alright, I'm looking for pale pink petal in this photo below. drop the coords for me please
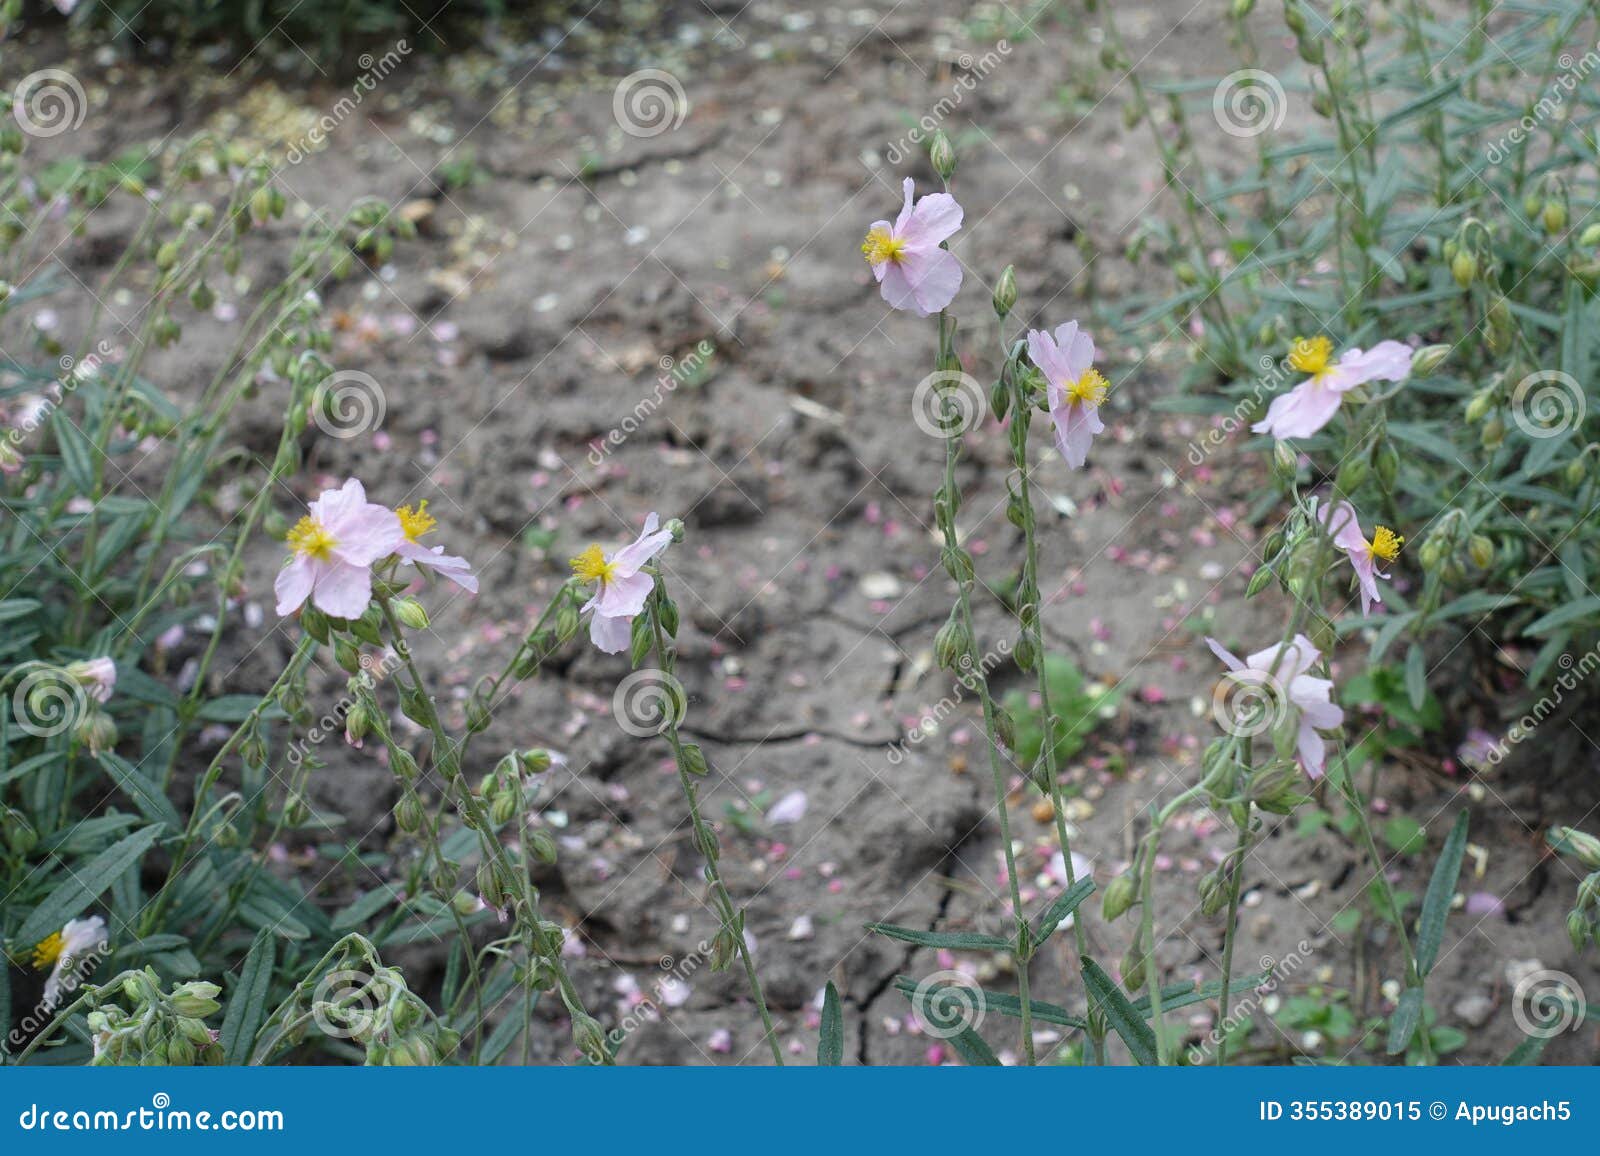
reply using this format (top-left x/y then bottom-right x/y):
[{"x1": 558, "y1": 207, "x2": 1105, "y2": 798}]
[
  {"x1": 399, "y1": 543, "x2": 479, "y2": 593},
  {"x1": 310, "y1": 561, "x2": 375, "y2": 620},
  {"x1": 1205, "y1": 637, "x2": 1246, "y2": 672},
  {"x1": 901, "y1": 190, "x2": 963, "y2": 247},
  {"x1": 1350, "y1": 553, "x2": 1382, "y2": 615},
  {"x1": 589, "y1": 611, "x2": 633, "y2": 654},
  {"x1": 1027, "y1": 328, "x2": 1074, "y2": 399},
  {"x1": 1053, "y1": 321, "x2": 1095, "y2": 379},
  {"x1": 878, "y1": 262, "x2": 921, "y2": 313},
  {"x1": 1296, "y1": 721, "x2": 1327, "y2": 778},
  {"x1": 1051, "y1": 400, "x2": 1103, "y2": 470},
  {"x1": 1252, "y1": 380, "x2": 1344, "y2": 439},
  {"x1": 330, "y1": 505, "x2": 405, "y2": 567},
  {"x1": 274, "y1": 556, "x2": 316, "y2": 616},
  {"x1": 595, "y1": 570, "x2": 654, "y2": 619},
  {"x1": 309, "y1": 478, "x2": 368, "y2": 524},
  {"x1": 611, "y1": 513, "x2": 672, "y2": 576},
  {"x1": 1312, "y1": 497, "x2": 1367, "y2": 555},
  {"x1": 1330, "y1": 340, "x2": 1411, "y2": 389},
  {"x1": 892, "y1": 177, "x2": 917, "y2": 233},
  {"x1": 1291, "y1": 675, "x2": 1343, "y2": 730},
  {"x1": 903, "y1": 248, "x2": 962, "y2": 315},
  {"x1": 766, "y1": 790, "x2": 808, "y2": 825}
]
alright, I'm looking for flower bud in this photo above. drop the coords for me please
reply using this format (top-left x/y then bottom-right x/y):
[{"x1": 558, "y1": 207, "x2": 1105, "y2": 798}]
[
  {"x1": 1334, "y1": 456, "x2": 1368, "y2": 493},
  {"x1": 393, "y1": 596, "x2": 430, "y2": 630},
  {"x1": 528, "y1": 828, "x2": 559, "y2": 866},
  {"x1": 1552, "y1": 826, "x2": 1600, "y2": 869},
  {"x1": 679, "y1": 743, "x2": 709, "y2": 777},
  {"x1": 395, "y1": 793, "x2": 425, "y2": 834},
  {"x1": 993, "y1": 264, "x2": 1018, "y2": 318},
  {"x1": 1198, "y1": 870, "x2": 1227, "y2": 917},
  {"x1": 1101, "y1": 872, "x2": 1137, "y2": 921},
  {"x1": 1568, "y1": 910, "x2": 1590, "y2": 951},
  {"x1": 518, "y1": 748, "x2": 553, "y2": 774},
  {"x1": 572, "y1": 1014, "x2": 609, "y2": 1064},
  {"x1": 77, "y1": 709, "x2": 118, "y2": 755},
  {"x1": 1450, "y1": 250, "x2": 1476, "y2": 288},
  {"x1": 490, "y1": 789, "x2": 520, "y2": 826},
  {"x1": 1410, "y1": 344, "x2": 1450, "y2": 378},
  {"x1": 333, "y1": 637, "x2": 362, "y2": 674},
  {"x1": 1120, "y1": 943, "x2": 1147, "y2": 992},
  {"x1": 1481, "y1": 414, "x2": 1506, "y2": 449},
  {"x1": 1374, "y1": 442, "x2": 1400, "y2": 489},
  {"x1": 933, "y1": 609, "x2": 970, "y2": 671},
  {"x1": 1468, "y1": 535, "x2": 1495, "y2": 569},
  {"x1": 1543, "y1": 200, "x2": 1568, "y2": 234},
  {"x1": 1245, "y1": 566, "x2": 1275, "y2": 598},
  {"x1": 1271, "y1": 440, "x2": 1299, "y2": 484},
  {"x1": 170, "y1": 981, "x2": 222, "y2": 1018}
]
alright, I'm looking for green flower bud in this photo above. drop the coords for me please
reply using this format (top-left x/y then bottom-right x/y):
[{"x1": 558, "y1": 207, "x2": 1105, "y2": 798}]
[
  {"x1": 1552, "y1": 826, "x2": 1600, "y2": 869},
  {"x1": 1334, "y1": 456, "x2": 1368, "y2": 493},
  {"x1": 1374, "y1": 442, "x2": 1400, "y2": 489},
  {"x1": 1120, "y1": 943, "x2": 1148, "y2": 992},
  {"x1": 395, "y1": 792, "x2": 425, "y2": 834},
  {"x1": 519, "y1": 748, "x2": 553, "y2": 774},
  {"x1": 1101, "y1": 872, "x2": 1138, "y2": 921},
  {"x1": 993, "y1": 264, "x2": 1018, "y2": 318},
  {"x1": 1568, "y1": 910, "x2": 1590, "y2": 952},
  {"x1": 334, "y1": 637, "x2": 362, "y2": 675},
  {"x1": 392, "y1": 596, "x2": 430, "y2": 630},
  {"x1": 490, "y1": 789, "x2": 520, "y2": 827},
  {"x1": 929, "y1": 130, "x2": 956, "y2": 181},
  {"x1": 1410, "y1": 344, "x2": 1450, "y2": 378},
  {"x1": 1464, "y1": 390, "x2": 1493, "y2": 423},
  {"x1": 1544, "y1": 200, "x2": 1568, "y2": 234},
  {"x1": 679, "y1": 742, "x2": 709, "y2": 777},
  {"x1": 1468, "y1": 535, "x2": 1495, "y2": 569},
  {"x1": 170, "y1": 981, "x2": 223, "y2": 1018},
  {"x1": 528, "y1": 828, "x2": 559, "y2": 865},
  {"x1": 1245, "y1": 566, "x2": 1275, "y2": 598},
  {"x1": 1450, "y1": 250, "x2": 1477, "y2": 288}
]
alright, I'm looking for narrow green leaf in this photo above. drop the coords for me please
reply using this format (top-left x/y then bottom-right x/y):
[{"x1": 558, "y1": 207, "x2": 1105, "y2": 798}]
[
  {"x1": 818, "y1": 980, "x2": 844, "y2": 1066},
  {"x1": 865, "y1": 923, "x2": 1011, "y2": 953},
  {"x1": 479, "y1": 988, "x2": 537, "y2": 1065},
  {"x1": 945, "y1": 1022, "x2": 1001, "y2": 1066},
  {"x1": 96, "y1": 752, "x2": 180, "y2": 830},
  {"x1": 17, "y1": 825, "x2": 162, "y2": 945},
  {"x1": 51, "y1": 410, "x2": 97, "y2": 492},
  {"x1": 1416, "y1": 812, "x2": 1469, "y2": 976},
  {"x1": 894, "y1": 977, "x2": 1088, "y2": 1031},
  {"x1": 1034, "y1": 877, "x2": 1096, "y2": 943},
  {"x1": 220, "y1": 930, "x2": 275, "y2": 1066},
  {"x1": 1130, "y1": 972, "x2": 1270, "y2": 1017},
  {"x1": 1082, "y1": 957, "x2": 1158, "y2": 1065},
  {"x1": 1386, "y1": 985, "x2": 1425, "y2": 1055},
  {"x1": 1404, "y1": 646, "x2": 1428, "y2": 714},
  {"x1": 1502, "y1": 1034, "x2": 1549, "y2": 1066}
]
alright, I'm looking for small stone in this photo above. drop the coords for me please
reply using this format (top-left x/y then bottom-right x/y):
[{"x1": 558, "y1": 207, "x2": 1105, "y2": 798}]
[{"x1": 1453, "y1": 993, "x2": 1494, "y2": 1027}]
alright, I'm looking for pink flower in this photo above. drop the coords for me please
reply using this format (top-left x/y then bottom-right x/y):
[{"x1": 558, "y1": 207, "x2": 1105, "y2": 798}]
[
  {"x1": 1027, "y1": 320, "x2": 1108, "y2": 469},
  {"x1": 393, "y1": 501, "x2": 478, "y2": 594},
  {"x1": 1253, "y1": 336, "x2": 1412, "y2": 440},
  {"x1": 274, "y1": 479, "x2": 404, "y2": 619},
  {"x1": 860, "y1": 178, "x2": 963, "y2": 316},
  {"x1": 1206, "y1": 634, "x2": 1343, "y2": 777},
  {"x1": 570, "y1": 513, "x2": 674, "y2": 654},
  {"x1": 66, "y1": 656, "x2": 116, "y2": 703},
  {"x1": 1311, "y1": 497, "x2": 1403, "y2": 616}
]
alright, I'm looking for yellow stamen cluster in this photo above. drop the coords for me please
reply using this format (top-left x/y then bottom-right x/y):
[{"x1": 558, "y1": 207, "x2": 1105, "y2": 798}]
[
  {"x1": 569, "y1": 544, "x2": 616, "y2": 585},
  {"x1": 286, "y1": 516, "x2": 337, "y2": 562},
  {"x1": 860, "y1": 226, "x2": 907, "y2": 266},
  {"x1": 31, "y1": 931, "x2": 63, "y2": 970},
  {"x1": 1288, "y1": 335, "x2": 1334, "y2": 377},
  {"x1": 1064, "y1": 368, "x2": 1109, "y2": 408},
  {"x1": 1370, "y1": 525, "x2": 1404, "y2": 562},
  {"x1": 397, "y1": 501, "x2": 436, "y2": 544}
]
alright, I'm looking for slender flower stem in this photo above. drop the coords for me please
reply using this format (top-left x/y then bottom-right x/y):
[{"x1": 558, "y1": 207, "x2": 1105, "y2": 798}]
[
  {"x1": 933, "y1": 308, "x2": 1035, "y2": 1065},
  {"x1": 1000, "y1": 332, "x2": 1097, "y2": 1062},
  {"x1": 645, "y1": 591, "x2": 784, "y2": 1065},
  {"x1": 1214, "y1": 795, "x2": 1253, "y2": 1066}
]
